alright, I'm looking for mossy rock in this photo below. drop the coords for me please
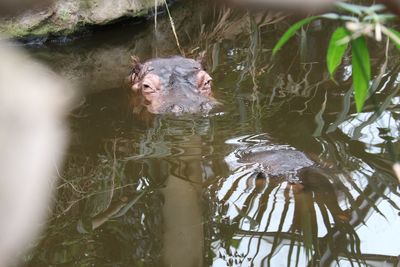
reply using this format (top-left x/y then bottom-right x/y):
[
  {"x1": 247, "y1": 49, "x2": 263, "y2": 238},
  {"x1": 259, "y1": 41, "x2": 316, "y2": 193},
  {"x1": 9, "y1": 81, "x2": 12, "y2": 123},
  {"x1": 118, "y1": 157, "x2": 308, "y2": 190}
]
[{"x1": 0, "y1": 0, "x2": 158, "y2": 38}]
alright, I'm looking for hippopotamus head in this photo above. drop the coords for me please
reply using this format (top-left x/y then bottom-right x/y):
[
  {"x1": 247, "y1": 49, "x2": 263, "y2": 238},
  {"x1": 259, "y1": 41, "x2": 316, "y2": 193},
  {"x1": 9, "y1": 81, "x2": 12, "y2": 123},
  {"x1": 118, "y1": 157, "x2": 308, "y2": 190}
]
[{"x1": 129, "y1": 56, "x2": 220, "y2": 115}]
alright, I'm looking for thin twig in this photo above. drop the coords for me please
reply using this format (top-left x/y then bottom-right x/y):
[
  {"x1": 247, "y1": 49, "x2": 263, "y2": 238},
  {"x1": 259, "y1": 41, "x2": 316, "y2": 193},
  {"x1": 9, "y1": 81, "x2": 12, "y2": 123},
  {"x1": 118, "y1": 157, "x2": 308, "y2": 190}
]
[
  {"x1": 52, "y1": 183, "x2": 137, "y2": 220},
  {"x1": 154, "y1": 0, "x2": 158, "y2": 30},
  {"x1": 162, "y1": 0, "x2": 185, "y2": 56},
  {"x1": 55, "y1": 163, "x2": 86, "y2": 194}
]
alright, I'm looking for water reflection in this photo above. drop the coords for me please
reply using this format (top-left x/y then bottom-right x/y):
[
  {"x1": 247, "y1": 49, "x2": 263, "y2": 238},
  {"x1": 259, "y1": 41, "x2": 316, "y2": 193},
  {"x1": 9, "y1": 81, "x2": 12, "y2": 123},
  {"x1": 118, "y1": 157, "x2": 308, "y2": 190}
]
[
  {"x1": 207, "y1": 134, "x2": 400, "y2": 266},
  {"x1": 21, "y1": 0, "x2": 400, "y2": 266}
]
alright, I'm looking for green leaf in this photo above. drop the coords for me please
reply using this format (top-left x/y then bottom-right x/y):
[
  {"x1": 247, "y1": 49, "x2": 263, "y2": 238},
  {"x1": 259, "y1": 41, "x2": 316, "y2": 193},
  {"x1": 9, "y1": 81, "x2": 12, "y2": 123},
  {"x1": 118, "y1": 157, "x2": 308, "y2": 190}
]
[
  {"x1": 364, "y1": 14, "x2": 396, "y2": 22},
  {"x1": 322, "y1": 12, "x2": 358, "y2": 22},
  {"x1": 77, "y1": 217, "x2": 93, "y2": 234},
  {"x1": 321, "y1": 13, "x2": 340, "y2": 20},
  {"x1": 335, "y1": 15, "x2": 359, "y2": 22},
  {"x1": 335, "y1": 2, "x2": 363, "y2": 15},
  {"x1": 366, "y1": 4, "x2": 386, "y2": 13},
  {"x1": 327, "y1": 27, "x2": 350, "y2": 77},
  {"x1": 351, "y1": 37, "x2": 371, "y2": 112},
  {"x1": 386, "y1": 28, "x2": 400, "y2": 51},
  {"x1": 335, "y1": 3, "x2": 385, "y2": 16},
  {"x1": 272, "y1": 16, "x2": 318, "y2": 56},
  {"x1": 111, "y1": 190, "x2": 147, "y2": 218}
]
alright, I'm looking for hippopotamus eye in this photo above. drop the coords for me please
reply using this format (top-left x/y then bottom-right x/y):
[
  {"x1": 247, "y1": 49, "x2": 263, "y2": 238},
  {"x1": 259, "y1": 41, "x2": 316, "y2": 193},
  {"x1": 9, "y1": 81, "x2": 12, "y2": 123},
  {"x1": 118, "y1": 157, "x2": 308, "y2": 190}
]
[
  {"x1": 142, "y1": 83, "x2": 157, "y2": 94},
  {"x1": 142, "y1": 74, "x2": 160, "y2": 93}
]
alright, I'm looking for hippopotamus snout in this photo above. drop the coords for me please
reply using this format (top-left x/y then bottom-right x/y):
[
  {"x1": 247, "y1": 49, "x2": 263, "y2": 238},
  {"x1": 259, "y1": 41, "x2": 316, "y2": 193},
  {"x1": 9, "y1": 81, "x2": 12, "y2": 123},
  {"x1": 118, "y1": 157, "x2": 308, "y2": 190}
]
[
  {"x1": 129, "y1": 56, "x2": 219, "y2": 115},
  {"x1": 165, "y1": 100, "x2": 217, "y2": 115}
]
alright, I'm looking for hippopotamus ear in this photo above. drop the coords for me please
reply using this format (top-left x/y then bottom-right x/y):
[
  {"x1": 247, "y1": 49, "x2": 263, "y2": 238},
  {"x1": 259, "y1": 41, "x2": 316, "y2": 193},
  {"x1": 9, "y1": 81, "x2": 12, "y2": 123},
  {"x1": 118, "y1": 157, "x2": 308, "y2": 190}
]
[
  {"x1": 130, "y1": 56, "x2": 143, "y2": 85},
  {"x1": 130, "y1": 56, "x2": 143, "y2": 91},
  {"x1": 130, "y1": 56, "x2": 143, "y2": 75},
  {"x1": 196, "y1": 51, "x2": 207, "y2": 69}
]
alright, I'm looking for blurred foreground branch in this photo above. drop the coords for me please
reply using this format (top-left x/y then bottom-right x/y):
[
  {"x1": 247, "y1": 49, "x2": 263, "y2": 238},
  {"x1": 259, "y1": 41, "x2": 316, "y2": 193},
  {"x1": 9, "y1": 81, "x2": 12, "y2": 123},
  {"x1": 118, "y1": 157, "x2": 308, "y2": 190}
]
[{"x1": 0, "y1": 39, "x2": 74, "y2": 266}]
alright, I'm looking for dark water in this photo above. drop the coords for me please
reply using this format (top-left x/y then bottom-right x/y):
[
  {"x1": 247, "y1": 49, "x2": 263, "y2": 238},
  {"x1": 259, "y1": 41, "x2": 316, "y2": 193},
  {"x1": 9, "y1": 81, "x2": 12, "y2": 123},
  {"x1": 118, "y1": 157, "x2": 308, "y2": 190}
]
[{"x1": 24, "y1": 1, "x2": 400, "y2": 266}]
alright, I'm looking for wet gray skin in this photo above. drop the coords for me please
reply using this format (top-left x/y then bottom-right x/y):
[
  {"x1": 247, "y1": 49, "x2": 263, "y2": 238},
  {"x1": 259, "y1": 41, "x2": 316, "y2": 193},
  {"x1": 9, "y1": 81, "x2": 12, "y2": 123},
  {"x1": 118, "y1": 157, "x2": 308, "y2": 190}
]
[
  {"x1": 158, "y1": 95, "x2": 216, "y2": 114},
  {"x1": 239, "y1": 149, "x2": 315, "y2": 181},
  {"x1": 130, "y1": 56, "x2": 220, "y2": 115}
]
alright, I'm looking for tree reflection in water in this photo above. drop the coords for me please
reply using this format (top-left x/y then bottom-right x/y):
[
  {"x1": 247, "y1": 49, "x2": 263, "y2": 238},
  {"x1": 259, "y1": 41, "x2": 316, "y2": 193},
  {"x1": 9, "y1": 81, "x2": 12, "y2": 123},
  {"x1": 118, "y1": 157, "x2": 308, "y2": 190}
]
[{"x1": 206, "y1": 135, "x2": 400, "y2": 267}]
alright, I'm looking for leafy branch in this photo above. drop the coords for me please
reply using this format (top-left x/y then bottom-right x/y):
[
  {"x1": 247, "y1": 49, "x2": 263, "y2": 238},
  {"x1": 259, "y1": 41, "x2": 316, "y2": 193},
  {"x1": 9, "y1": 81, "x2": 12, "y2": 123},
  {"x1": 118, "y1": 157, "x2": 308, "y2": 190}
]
[{"x1": 272, "y1": 2, "x2": 400, "y2": 112}]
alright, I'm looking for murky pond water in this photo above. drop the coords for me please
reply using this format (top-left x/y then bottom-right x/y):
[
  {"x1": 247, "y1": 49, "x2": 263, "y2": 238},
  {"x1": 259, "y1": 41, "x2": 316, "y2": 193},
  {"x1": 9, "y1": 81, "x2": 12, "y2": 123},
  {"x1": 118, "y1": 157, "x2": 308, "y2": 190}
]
[{"x1": 22, "y1": 1, "x2": 400, "y2": 266}]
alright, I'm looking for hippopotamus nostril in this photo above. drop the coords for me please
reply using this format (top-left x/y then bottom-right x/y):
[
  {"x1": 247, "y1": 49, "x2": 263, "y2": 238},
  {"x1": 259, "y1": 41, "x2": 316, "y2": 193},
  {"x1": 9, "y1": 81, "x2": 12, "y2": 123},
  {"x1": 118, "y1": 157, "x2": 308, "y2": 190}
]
[
  {"x1": 168, "y1": 104, "x2": 184, "y2": 114},
  {"x1": 200, "y1": 102, "x2": 213, "y2": 112}
]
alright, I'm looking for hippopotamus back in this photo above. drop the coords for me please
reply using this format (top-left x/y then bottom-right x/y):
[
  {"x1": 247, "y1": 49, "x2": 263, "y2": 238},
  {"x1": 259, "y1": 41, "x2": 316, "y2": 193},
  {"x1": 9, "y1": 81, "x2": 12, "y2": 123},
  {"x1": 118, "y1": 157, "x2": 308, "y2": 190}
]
[{"x1": 240, "y1": 149, "x2": 315, "y2": 177}]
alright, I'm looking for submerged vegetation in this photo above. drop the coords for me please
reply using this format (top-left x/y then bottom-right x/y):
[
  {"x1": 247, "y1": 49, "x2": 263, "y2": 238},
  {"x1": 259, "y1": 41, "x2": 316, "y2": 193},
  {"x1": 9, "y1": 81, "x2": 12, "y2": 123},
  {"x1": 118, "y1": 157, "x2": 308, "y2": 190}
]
[{"x1": 9, "y1": 0, "x2": 399, "y2": 266}]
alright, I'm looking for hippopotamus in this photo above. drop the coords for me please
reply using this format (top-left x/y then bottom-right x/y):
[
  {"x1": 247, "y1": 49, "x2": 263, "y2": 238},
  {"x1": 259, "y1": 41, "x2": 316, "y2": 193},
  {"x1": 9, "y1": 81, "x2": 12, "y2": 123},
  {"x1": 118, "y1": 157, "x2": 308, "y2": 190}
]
[
  {"x1": 227, "y1": 143, "x2": 343, "y2": 194},
  {"x1": 226, "y1": 144, "x2": 350, "y2": 221},
  {"x1": 239, "y1": 147, "x2": 315, "y2": 183},
  {"x1": 129, "y1": 56, "x2": 220, "y2": 115}
]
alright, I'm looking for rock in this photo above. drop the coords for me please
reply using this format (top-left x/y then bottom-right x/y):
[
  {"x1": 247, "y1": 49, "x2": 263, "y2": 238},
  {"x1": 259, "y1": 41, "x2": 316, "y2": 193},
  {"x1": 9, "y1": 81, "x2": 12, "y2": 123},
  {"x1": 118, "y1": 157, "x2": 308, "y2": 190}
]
[{"x1": 0, "y1": 0, "x2": 158, "y2": 38}]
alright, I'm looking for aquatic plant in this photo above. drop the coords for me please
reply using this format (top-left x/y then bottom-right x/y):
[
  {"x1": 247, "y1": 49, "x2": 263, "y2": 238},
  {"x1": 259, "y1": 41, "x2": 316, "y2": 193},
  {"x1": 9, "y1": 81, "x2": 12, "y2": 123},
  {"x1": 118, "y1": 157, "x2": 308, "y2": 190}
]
[{"x1": 273, "y1": 2, "x2": 400, "y2": 113}]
